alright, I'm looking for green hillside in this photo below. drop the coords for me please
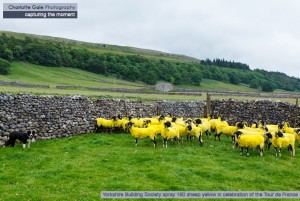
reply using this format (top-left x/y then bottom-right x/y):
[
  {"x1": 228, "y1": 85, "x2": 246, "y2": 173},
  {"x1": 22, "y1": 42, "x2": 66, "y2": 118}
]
[
  {"x1": 0, "y1": 62, "x2": 142, "y2": 89},
  {"x1": 0, "y1": 31, "x2": 299, "y2": 98},
  {"x1": 0, "y1": 31, "x2": 200, "y2": 63},
  {"x1": 0, "y1": 62, "x2": 298, "y2": 104}
]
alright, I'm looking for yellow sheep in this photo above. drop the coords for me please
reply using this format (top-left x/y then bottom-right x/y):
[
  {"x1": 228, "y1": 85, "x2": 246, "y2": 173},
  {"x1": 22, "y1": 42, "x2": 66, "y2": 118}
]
[
  {"x1": 127, "y1": 122, "x2": 157, "y2": 147},
  {"x1": 186, "y1": 124, "x2": 203, "y2": 146},
  {"x1": 96, "y1": 116, "x2": 117, "y2": 132},
  {"x1": 266, "y1": 131, "x2": 295, "y2": 157},
  {"x1": 161, "y1": 121, "x2": 180, "y2": 148},
  {"x1": 235, "y1": 131, "x2": 265, "y2": 156},
  {"x1": 194, "y1": 118, "x2": 211, "y2": 139}
]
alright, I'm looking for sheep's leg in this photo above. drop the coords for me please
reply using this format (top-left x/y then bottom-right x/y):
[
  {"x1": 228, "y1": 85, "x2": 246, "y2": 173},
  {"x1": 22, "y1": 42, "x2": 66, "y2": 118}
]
[
  {"x1": 279, "y1": 148, "x2": 281, "y2": 157},
  {"x1": 275, "y1": 147, "x2": 278, "y2": 157},
  {"x1": 135, "y1": 138, "x2": 138, "y2": 146},
  {"x1": 165, "y1": 139, "x2": 168, "y2": 148},
  {"x1": 153, "y1": 137, "x2": 157, "y2": 148},
  {"x1": 199, "y1": 135, "x2": 203, "y2": 146},
  {"x1": 259, "y1": 146, "x2": 263, "y2": 157},
  {"x1": 240, "y1": 147, "x2": 243, "y2": 156},
  {"x1": 289, "y1": 145, "x2": 295, "y2": 156},
  {"x1": 246, "y1": 148, "x2": 249, "y2": 156},
  {"x1": 293, "y1": 146, "x2": 295, "y2": 156},
  {"x1": 231, "y1": 136, "x2": 235, "y2": 145},
  {"x1": 163, "y1": 139, "x2": 166, "y2": 148},
  {"x1": 267, "y1": 142, "x2": 272, "y2": 150}
]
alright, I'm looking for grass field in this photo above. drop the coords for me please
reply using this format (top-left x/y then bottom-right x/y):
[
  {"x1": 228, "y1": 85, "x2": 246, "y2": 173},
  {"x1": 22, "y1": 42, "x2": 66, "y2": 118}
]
[
  {"x1": 0, "y1": 62, "x2": 142, "y2": 89},
  {"x1": 0, "y1": 62, "x2": 299, "y2": 103},
  {"x1": 1, "y1": 133, "x2": 299, "y2": 201},
  {"x1": 0, "y1": 31, "x2": 200, "y2": 63}
]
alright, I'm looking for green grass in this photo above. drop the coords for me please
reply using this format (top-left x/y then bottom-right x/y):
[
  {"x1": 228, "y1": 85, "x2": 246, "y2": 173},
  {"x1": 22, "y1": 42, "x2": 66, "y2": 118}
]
[
  {"x1": 0, "y1": 31, "x2": 199, "y2": 63},
  {"x1": 0, "y1": 62, "x2": 142, "y2": 89},
  {"x1": 1, "y1": 133, "x2": 300, "y2": 200},
  {"x1": 0, "y1": 62, "x2": 299, "y2": 103}
]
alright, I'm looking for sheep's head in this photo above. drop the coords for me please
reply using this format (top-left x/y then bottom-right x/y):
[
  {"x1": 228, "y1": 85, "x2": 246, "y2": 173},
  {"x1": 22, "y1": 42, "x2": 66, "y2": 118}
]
[
  {"x1": 275, "y1": 131, "x2": 284, "y2": 138},
  {"x1": 117, "y1": 114, "x2": 122, "y2": 119},
  {"x1": 127, "y1": 122, "x2": 134, "y2": 128},
  {"x1": 266, "y1": 132, "x2": 273, "y2": 139},
  {"x1": 112, "y1": 116, "x2": 117, "y2": 121},
  {"x1": 185, "y1": 119, "x2": 192, "y2": 124},
  {"x1": 236, "y1": 122, "x2": 244, "y2": 129},
  {"x1": 164, "y1": 121, "x2": 172, "y2": 128},
  {"x1": 187, "y1": 125, "x2": 192, "y2": 131},
  {"x1": 278, "y1": 122, "x2": 284, "y2": 129},
  {"x1": 171, "y1": 117, "x2": 177, "y2": 122},
  {"x1": 159, "y1": 116, "x2": 165, "y2": 121},
  {"x1": 295, "y1": 129, "x2": 300, "y2": 135},
  {"x1": 194, "y1": 118, "x2": 202, "y2": 125},
  {"x1": 235, "y1": 131, "x2": 243, "y2": 139}
]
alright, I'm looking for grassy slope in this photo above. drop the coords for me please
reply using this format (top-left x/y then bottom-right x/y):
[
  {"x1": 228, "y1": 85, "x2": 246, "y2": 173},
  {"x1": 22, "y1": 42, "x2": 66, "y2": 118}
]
[
  {"x1": 0, "y1": 62, "x2": 142, "y2": 89},
  {"x1": 0, "y1": 31, "x2": 200, "y2": 63},
  {"x1": 177, "y1": 79, "x2": 262, "y2": 92},
  {"x1": 1, "y1": 133, "x2": 299, "y2": 201},
  {"x1": 0, "y1": 62, "x2": 298, "y2": 103}
]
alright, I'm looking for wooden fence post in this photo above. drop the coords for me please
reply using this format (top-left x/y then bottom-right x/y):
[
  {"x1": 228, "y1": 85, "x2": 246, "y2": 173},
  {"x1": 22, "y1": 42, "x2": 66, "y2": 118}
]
[
  {"x1": 206, "y1": 93, "x2": 211, "y2": 117},
  {"x1": 124, "y1": 100, "x2": 128, "y2": 116}
]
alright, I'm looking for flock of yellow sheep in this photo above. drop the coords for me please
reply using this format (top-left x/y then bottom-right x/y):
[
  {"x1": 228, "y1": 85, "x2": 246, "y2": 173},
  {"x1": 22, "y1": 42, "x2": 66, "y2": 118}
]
[{"x1": 96, "y1": 114, "x2": 300, "y2": 157}]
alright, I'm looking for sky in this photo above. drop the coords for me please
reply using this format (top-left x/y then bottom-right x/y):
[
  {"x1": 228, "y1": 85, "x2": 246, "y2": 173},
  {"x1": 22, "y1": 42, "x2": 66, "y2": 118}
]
[{"x1": 1, "y1": 0, "x2": 300, "y2": 78}]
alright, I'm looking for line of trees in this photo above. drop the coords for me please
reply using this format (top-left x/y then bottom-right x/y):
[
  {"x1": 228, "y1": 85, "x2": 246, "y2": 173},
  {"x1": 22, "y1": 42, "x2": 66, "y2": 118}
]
[
  {"x1": 200, "y1": 58, "x2": 250, "y2": 70},
  {"x1": 0, "y1": 33, "x2": 299, "y2": 92}
]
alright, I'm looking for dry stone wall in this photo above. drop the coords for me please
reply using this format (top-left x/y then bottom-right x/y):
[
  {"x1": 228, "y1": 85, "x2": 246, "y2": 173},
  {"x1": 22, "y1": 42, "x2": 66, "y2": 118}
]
[
  {"x1": 0, "y1": 94, "x2": 299, "y2": 142},
  {"x1": 211, "y1": 99, "x2": 300, "y2": 126}
]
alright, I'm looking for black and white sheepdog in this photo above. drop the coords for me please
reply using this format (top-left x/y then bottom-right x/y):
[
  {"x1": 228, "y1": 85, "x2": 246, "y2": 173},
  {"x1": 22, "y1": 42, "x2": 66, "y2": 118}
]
[{"x1": 4, "y1": 131, "x2": 36, "y2": 148}]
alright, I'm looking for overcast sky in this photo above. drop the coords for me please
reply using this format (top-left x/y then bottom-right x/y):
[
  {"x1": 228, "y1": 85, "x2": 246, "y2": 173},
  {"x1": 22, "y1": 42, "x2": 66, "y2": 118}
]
[{"x1": 1, "y1": 0, "x2": 300, "y2": 78}]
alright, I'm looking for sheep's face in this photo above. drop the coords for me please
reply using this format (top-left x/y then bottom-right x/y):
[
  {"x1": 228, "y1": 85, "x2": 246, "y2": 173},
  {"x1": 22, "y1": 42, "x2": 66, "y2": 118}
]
[
  {"x1": 266, "y1": 132, "x2": 272, "y2": 139},
  {"x1": 187, "y1": 125, "x2": 192, "y2": 131},
  {"x1": 235, "y1": 131, "x2": 243, "y2": 139},
  {"x1": 275, "y1": 131, "x2": 284, "y2": 138},
  {"x1": 164, "y1": 121, "x2": 172, "y2": 128},
  {"x1": 236, "y1": 122, "x2": 244, "y2": 129},
  {"x1": 127, "y1": 122, "x2": 134, "y2": 128},
  {"x1": 194, "y1": 119, "x2": 201, "y2": 125}
]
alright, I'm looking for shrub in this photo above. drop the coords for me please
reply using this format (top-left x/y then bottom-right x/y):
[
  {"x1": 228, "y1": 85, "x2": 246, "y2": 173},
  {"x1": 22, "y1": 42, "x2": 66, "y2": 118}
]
[{"x1": 0, "y1": 58, "x2": 10, "y2": 75}]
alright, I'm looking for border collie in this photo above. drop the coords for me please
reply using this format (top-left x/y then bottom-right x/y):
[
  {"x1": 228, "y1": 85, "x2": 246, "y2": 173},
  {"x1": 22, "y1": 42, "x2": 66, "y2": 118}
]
[{"x1": 4, "y1": 131, "x2": 36, "y2": 148}]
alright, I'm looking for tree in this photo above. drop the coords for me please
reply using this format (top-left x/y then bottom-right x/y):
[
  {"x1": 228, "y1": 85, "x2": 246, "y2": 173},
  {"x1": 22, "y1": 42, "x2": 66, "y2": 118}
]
[
  {"x1": 261, "y1": 81, "x2": 275, "y2": 92},
  {"x1": 249, "y1": 79, "x2": 260, "y2": 89},
  {"x1": 0, "y1": 58, "x2": 11, "y2": 75},
  {"x1": 228, "y1": 72, "x2": 241, "y2": 84}
]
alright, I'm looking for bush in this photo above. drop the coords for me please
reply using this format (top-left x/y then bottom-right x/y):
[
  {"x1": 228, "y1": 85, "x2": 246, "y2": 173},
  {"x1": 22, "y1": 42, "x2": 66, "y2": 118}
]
[
  {"x1": 261, "y1": 81, "x2": 275, "y2": 92},
  {"x1": 0, "y1": 58, "x2": 10, "y2": 75}
]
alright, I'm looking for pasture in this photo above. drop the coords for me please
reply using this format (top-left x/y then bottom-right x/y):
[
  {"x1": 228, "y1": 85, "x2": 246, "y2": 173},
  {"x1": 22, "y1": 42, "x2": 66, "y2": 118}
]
[
  {"x1": 0, "y1": 62, "x2": 299, "y2": 103},
  {"x1": 1, "y1": 133, "x2": 299, "y2": 201}
]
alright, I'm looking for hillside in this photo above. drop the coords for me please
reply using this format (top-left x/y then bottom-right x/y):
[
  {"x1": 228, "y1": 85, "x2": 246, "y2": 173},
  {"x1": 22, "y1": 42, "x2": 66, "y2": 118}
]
[
  {"x1": 0, "y1": 31, "x2": 200, "y2": 63},
  {"x1": 0, "y1": 62, "x2": 299, "y2": 103},
  {"x1": 0, "y1": 31, "x2": 299, "y2": 93}
]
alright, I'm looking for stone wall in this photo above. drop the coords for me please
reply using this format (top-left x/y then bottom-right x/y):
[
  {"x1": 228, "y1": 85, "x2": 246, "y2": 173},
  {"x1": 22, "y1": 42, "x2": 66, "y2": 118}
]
[
  {"x1": 0, "y1": 94, "x2": 299, "y2": 142},
  {"x1": 210, "y1": 99, "x2": 300, "y2": 126}
]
